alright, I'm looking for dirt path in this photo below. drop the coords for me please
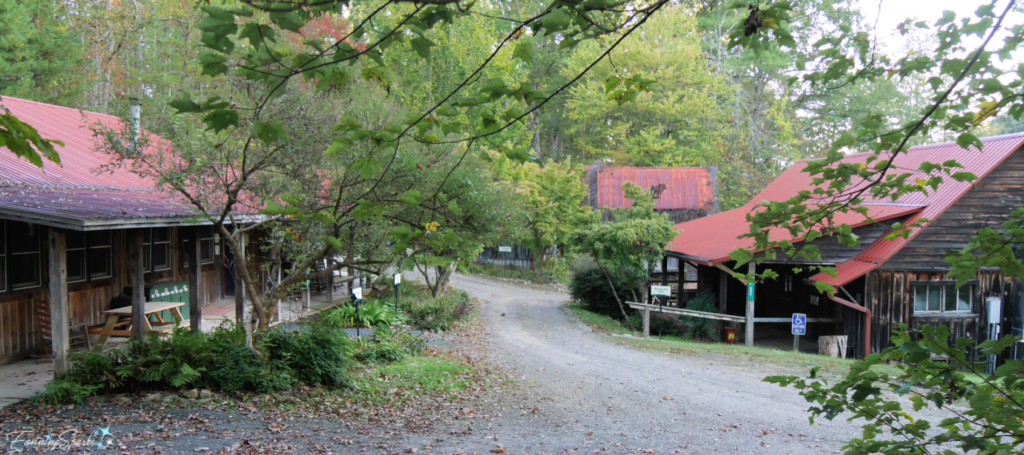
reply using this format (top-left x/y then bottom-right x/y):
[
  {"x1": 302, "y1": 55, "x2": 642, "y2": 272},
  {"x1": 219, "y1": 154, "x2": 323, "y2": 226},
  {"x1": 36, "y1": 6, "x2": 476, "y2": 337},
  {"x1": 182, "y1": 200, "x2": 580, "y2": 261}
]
[{"x1": 408, "y1": 274, "x2": 862, "y2": 454}]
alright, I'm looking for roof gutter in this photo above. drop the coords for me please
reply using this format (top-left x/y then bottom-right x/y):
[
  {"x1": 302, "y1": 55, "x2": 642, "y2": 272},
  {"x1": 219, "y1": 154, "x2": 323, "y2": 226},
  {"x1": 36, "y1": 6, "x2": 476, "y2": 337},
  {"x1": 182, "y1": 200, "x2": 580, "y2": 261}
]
[{"x1": 0, "y1": 205, "x2": 268, "y2": 231}]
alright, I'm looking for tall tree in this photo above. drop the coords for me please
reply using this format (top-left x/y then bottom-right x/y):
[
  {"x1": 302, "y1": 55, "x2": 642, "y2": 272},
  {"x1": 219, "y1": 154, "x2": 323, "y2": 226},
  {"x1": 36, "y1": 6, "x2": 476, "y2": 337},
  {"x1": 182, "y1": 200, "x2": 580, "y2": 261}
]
[{"x1": 0, "y1": 0, "x2": 89, "y2": 104}]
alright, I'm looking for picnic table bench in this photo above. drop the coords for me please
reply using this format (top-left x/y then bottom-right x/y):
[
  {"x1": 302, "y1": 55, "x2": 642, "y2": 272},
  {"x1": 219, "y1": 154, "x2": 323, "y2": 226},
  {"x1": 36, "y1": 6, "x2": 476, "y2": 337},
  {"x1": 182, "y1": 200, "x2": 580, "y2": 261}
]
[{"x1": 89, "y1": 301, "x2": 186, "y2": 347}]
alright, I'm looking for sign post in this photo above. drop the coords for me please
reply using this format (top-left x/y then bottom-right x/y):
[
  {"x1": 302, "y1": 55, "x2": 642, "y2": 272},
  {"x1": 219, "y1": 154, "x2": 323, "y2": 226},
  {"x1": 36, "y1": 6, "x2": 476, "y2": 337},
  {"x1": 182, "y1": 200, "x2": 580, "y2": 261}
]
[
  {"x1": 651, "y1": 285, "x2": 672, "y2": 340},
  {"x1": 791, "y1": 313, "x2": 806, "y2": 352},
  {"x1": 352, "y1": 287, "x2": 364, "y2": 338},
  {"x1": 393, "y1": 273, "x2": 402, "y2": 313}
]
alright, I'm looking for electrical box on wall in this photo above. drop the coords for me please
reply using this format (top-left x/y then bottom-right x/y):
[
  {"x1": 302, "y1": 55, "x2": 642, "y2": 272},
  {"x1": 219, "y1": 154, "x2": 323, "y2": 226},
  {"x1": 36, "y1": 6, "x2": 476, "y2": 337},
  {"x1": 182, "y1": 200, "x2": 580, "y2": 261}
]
[{"x1": 987, "y1": 296, "x2": 1002, "y2": 324}]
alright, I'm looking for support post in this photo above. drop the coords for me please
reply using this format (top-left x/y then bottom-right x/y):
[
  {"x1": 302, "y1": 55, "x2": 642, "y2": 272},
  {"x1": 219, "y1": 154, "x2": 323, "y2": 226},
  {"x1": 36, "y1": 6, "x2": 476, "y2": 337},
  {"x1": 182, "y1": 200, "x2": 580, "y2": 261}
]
[
  {"x1": 643, "y1": 304, "x2": 651, "y2": 339},
  {"x1": 47, "y1": 228, "x2": 69, "y2": 378},
  {"x1": 793, "y1": 334, "x2": 800, "y2": 352},
  {"x1": 187, "y1": 227, "x2": 203, "y2": 332},
  {"x1": 128, "y1": 230, "x2": 145, "y2": 341},
  {"x1": 326, "y1": 260, "x2": 334, "y2": 304},
  {"x1": 745, "y1": 261, "x2": 755, "y2": 348},
  {"x1": 234, "y1": 232, "x2": 251, "y2": 346}
]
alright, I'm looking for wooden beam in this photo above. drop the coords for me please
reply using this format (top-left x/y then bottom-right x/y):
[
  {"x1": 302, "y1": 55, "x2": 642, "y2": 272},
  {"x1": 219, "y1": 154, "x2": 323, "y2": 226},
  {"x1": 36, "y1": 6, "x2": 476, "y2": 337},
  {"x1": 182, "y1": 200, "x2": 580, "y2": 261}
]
[
  {"x1": 627, "y1": 302, "x2": 747, "y2": 323},
  {"x1": 745, "y1": 261, "x2": 755, "y2": 347},
  {"x1": 187, "y1": 226, "x2": 203, "y2": 332},
  {"x1": 128, "y1": 230, "x2": 145, "y2": 340},
  {"x1": 714, "y1": 262, "x2": 746, "y2": 285},
  {"x1": 753, "y1": 317, "x2": 836, "y2": 323},
  {"x1": 47, "y1": 228, "x2": 69, "y2": 378}
]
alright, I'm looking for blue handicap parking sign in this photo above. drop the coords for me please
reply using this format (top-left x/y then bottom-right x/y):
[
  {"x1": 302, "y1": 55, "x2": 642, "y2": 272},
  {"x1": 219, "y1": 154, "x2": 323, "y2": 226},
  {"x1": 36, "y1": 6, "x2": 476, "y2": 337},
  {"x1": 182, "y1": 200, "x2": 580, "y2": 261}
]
[{"x1": 791, "y1": 313, "x2": 807, "y2": 335}]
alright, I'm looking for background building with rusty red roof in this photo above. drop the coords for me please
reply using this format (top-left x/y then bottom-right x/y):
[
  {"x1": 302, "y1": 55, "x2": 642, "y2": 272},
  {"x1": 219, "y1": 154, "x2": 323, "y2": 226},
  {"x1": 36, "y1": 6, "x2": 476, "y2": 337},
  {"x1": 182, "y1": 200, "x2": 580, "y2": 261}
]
[{"x1": 586, "y1": 163, "x2": 719, "y2": 223}]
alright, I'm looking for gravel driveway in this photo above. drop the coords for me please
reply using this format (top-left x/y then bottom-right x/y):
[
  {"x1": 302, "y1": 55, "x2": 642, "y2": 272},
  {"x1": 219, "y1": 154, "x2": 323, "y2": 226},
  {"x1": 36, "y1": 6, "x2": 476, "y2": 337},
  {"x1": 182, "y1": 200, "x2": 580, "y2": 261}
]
[{"x1": 406, "y1": 273, "x2": 863, "y2": 454}]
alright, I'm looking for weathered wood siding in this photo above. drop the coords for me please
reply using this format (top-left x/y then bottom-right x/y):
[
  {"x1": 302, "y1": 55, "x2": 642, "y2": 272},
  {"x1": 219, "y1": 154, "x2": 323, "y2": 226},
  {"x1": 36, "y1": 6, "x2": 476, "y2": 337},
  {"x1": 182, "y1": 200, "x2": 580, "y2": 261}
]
[
  {"x1": 0, "y1": 293, "x2": 42, "y2": 365},
  {"x1": 883, "y1": 148, "x2": 1024, "y2": 270},
  {"x1": 863, "y1": 270, "x2": 1011, "y2": 357},
  {"x1": 765, "y1": 219, "x2": 908, "y2": 265},
  {"x1": 0, "y1": 226, "x2": 227, "y2": 364}
]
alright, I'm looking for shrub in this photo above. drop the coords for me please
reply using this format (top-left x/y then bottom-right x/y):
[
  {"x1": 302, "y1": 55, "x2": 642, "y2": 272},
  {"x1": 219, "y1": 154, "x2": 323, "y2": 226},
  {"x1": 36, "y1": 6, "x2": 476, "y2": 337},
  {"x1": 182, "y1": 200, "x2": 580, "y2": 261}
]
[
  {"x1": 354, "y1": 327, "x2": 426, "y2": 364},
  {"x1": 32, "y1": 320, "x2": 351, "y2": 404},
  {"x1": 403, "y1": 289, "x2": 472, "y2": 331},
  {"x1": 32, "y1": 380, "x2": 104, "y2": 405},
  {"x1": 569, "y1": 266, "x2": 638, "y2": 319},
  {"x1": 323, "y1": 302, "x2": 404, "y2": 328},
  {"x1": 681, "y1": 292, "x2": 719, "y2": 342},
  {"x1": 265, "y1": 321, "x2": 350, "y2": 387}
]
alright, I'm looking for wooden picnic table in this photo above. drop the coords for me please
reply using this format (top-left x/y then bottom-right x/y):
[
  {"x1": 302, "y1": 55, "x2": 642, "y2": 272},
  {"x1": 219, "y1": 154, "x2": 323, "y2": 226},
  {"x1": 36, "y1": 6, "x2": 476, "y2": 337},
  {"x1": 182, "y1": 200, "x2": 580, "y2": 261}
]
[{"x1": 90, "y1": 301, "x2": 186, "y2": 347}]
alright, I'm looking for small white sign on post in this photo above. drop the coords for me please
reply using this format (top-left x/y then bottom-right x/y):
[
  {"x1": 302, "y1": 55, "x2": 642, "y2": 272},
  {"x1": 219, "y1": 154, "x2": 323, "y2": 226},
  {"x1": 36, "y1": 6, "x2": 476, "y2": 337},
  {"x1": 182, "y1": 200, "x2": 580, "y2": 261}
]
[
  {"x1": 498, "y1": 245, "x2": 512, "y2": 253},
  {"x1": 394, "y1": 273, "x2": 402, "y2": 285},
  {"x1": 651, "y1": 285, "x2": 672, "y2": 297},
  {"x1": 352, "y1": 287, "x2": 363, "y2": 300},
  {"x1": 791, "y1": 313, "x2": 807, "y2": 336}
]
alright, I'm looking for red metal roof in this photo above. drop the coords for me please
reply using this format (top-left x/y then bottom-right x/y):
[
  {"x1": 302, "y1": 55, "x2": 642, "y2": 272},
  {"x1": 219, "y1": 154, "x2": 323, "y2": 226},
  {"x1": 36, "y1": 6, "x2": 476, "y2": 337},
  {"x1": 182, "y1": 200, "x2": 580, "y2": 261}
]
[
  {"x1": 668, "y1": 132, "x2": 1024, "y2": 279},
  {"x1": 593, "y1": 167, "x2": 714, "y2": 211},
  {"x1": 668, "y1": 204, "x2": 922, "y2": 264},
  {"x1": 0, "y1": 96, "x2": 200, "y2": 229}
]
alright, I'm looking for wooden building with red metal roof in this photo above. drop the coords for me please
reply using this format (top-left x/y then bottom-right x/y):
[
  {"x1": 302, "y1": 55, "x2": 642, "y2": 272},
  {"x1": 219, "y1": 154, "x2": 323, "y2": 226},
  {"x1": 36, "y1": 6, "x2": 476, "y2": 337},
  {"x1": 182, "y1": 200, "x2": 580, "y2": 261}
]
[
  {"x1": 664, "y1": 133, "x2": 1024, "y2": 359},
  {"x1": 0, "y1": 96, "x2": 245, "y2": 370}
]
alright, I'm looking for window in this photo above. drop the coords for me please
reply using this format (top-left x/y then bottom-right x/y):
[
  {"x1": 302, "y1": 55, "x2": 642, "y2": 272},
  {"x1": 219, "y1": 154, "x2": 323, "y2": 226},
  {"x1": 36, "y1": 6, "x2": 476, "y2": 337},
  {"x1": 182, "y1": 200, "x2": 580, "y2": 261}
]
[
  {"x1": 66, "y1": 231, "x2": 87, "y2": 283},
  {"x1": 8, "y1": 221, "x2": 42, "y2": 290},
  {"x1": 142, "y1": 228, "x2": 172, "y2": 273},
  {"x1": 914, "y1": 283, "x2": 973, "y2": 313},
  {"x1": 87, "y1": 231, "x2": 112, "y2": 279},
  {"x1": 183, "y1": 227, "x2": 215, "y2": 268},
  {"x1": 682, "y1": 262, "x2": 698, "y2": 290},
  {"x1": 784, "y1": 274, "x2": 794, "y2": 293}
]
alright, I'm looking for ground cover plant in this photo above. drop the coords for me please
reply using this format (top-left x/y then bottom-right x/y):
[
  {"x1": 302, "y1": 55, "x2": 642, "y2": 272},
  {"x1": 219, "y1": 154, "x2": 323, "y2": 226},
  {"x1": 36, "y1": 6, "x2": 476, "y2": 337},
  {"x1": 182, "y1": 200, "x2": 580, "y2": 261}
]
[{"x1": 34, "y1": 321, "x2": 350, "y2": 404}]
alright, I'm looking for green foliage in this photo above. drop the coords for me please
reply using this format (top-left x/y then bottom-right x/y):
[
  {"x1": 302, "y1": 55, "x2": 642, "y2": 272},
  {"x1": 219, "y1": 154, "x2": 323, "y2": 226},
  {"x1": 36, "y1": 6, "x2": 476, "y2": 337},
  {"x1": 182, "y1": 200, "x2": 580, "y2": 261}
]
[
  {"x1": 766, "y1": 325, "x2": 1024, "y2": 454},
  {"x1": 32, "y1": 380, "x2": 104, "y2": 406},
  {"x1": 401, "y1": 289, "x2": 473, "y2": 332},
  {"x1": 353, "y1": 327, "x2": 426, "y2": 364},
  {"x1": 264, "y1": 322, "x2": 350, "y2": 388},
  {"x1": 323, "y1": 302, "x2": 405, "y2": 328},
  {"x1": 0, "y1": 107, "x2": 61, "y2": 167},
  {"x1": 944, "y1": 207, "x2": 1024, "y2": 286},
  {"x1": 33, "y1": 322, "x2": 351, "y2": 404},
  {"x1": 569, "y1": 183, "x2": 678, "y2": 312},
  {"x1": 680, "y1": 292, "x2": 719, "y2": 342},
  {"x1": 569, "y1": 266, "x2": 639, "y2": 319},
  {"x1": 0, "y1": 0, "x2": 88, "y2": 104}
]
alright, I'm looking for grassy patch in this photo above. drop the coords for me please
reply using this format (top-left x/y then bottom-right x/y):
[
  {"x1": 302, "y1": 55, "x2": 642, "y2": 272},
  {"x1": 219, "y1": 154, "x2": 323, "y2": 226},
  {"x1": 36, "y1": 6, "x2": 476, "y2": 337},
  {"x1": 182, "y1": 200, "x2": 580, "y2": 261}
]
[
  {"x1": 567, "y1": 302, "x2": 901, "y2": 378},
  {"x1": 342, "y1": 356, "x2": 475, "y2": 405}
]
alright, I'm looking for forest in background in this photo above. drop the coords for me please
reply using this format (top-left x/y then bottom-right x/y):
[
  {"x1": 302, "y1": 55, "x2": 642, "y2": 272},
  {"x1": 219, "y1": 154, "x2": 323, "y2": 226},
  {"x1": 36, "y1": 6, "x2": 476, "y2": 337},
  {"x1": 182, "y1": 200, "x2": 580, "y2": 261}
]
[{"x1": 1, "y1": 0, "x2": 991, "y2": 210}]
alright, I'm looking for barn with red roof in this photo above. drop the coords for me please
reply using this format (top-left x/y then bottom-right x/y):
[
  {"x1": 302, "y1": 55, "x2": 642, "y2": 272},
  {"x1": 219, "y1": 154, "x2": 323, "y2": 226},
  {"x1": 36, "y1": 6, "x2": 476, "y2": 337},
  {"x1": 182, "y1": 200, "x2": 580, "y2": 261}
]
[
  {"x1": 664, "y1": 133, "x2": 1024, "y2": 359},
  {"x1": 0, "y1": 96, "x2": 237, "y2": 368}
]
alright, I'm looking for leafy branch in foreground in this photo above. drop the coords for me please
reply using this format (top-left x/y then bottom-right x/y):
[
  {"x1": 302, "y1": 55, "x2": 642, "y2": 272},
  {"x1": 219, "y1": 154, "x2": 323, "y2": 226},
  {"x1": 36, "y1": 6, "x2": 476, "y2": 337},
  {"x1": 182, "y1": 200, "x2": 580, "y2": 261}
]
[
  {"x1": 724, "y1": 0, "x2": 1022, "y2": 288},
  {"x1": 766, "y1": 325, "x2": 1024, "y2": 454},
  {"x1": 0, "y1": 101, "x2": 62, "y2": 167}
]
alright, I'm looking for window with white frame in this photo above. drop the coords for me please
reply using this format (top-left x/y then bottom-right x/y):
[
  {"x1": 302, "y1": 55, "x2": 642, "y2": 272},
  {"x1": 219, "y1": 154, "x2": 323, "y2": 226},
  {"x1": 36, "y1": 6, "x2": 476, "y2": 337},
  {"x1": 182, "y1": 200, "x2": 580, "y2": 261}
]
[
  {"x1": 682, "y1": 262, "x2": 698, "y2": 290},
  {"x1": 914, "y1": 283, "x2": 973, "y2": 313},
  {"x1": 87, "y1": 231, "x2": 112, "y2": 279}
]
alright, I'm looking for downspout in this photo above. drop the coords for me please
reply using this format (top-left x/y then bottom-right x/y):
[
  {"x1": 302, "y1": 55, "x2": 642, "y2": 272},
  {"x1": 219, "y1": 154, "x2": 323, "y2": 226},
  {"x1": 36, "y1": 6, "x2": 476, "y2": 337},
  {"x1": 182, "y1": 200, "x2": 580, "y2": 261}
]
[{"x1": 826, "y1": 292, "x2": 871, "y2": 359}]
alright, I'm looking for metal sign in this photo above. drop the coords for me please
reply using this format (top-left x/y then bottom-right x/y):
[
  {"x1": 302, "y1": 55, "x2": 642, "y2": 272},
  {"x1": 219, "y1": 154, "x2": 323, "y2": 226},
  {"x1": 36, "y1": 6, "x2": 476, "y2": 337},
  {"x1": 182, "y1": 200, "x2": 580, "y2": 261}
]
[
  {"x1": 498, "y1": 245, "x2": 513, "y2": 253},
  {"x1": 791, "y1": 313, "x2": 807, "y2": 336},
  {"x1": 651, "y1": 285, "x2": 672, "y2": 297},
  {"x1": 394, "y1": 273, "x2": 402, "y2": 285},
  {"x1": 352, "y1": 287, "x2": 363, "y2": 300},
  {"x1": 746, "y1": 282, "x2": 755, "y2": 300}
]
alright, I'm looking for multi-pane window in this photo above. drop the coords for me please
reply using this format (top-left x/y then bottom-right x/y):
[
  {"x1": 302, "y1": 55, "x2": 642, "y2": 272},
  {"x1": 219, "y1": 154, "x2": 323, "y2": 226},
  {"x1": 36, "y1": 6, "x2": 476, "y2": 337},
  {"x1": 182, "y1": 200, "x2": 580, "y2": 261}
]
[
  {"x1": 914, "y1": 284, "x2": 973, "y2": 313},
  {"x1": 66, "y1": 231, "x2": 87, "y2": 283},
  {"x1": 183, "y1": 227, "x2": 215, "y2": 268},
  {"x1": 66, "y1": 231, "x2": 113, "y2": 283},
  {"x1": 87, "y1": 231, "x2": 112, "y2": 279},
  {"x1": 682, "y1": 262, "x2": 698, "y2": 290},
  {"x1": 142, "y1": 228, "x2": 172, "y2": 273},
  {"x1": 8, "y1": 221, "x2": 42, "y2": 290}
]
